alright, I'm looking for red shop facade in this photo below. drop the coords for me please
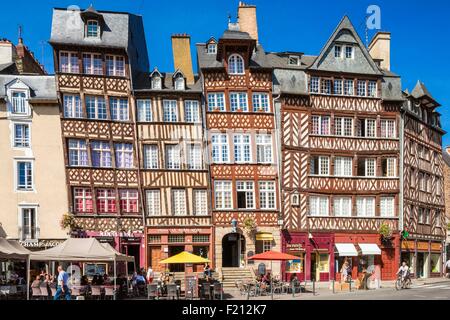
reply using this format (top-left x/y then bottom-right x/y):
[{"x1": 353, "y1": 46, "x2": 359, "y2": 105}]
[
  {"x1": 334, "y1": 233, "x2": 400, "y2": 281},
  {"x1": 281, "y1": 231, "x2": 335, "y2": 282}
]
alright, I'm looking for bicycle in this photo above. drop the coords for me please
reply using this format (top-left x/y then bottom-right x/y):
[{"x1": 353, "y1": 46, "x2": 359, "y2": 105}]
[{"x1": 395, "y1": 273, "x2": 412, "y2": 290}]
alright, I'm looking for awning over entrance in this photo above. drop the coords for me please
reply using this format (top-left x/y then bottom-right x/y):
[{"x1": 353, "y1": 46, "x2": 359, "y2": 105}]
[
  {"x1": 358, "y1": 243, "x2": 381, "y2": 255},
  {"x1": 256, "y1": 233, "x2": 273, "y2": 241},
  {"x1": 335, "y1": 243, "x2": 358, "y2": 256}
]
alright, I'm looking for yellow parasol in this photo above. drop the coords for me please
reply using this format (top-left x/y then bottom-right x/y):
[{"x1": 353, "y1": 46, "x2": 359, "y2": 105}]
[{"x1": 159, "y1": 251, "x2": 210, "y2": 264}]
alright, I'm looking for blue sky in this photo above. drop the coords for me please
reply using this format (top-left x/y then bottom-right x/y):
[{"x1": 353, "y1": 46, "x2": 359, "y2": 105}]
[{"x1": 1, "y1": 0, "x2": 449, "y2": 145}]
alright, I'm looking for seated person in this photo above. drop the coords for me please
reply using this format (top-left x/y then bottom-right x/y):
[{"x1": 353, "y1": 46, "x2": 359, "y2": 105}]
[
  {"x1": 262, "y1": 272, "x2": 271, "y2": 284},
  {"x1": 80, "y1": 275, "x2": 89, "y2": 286},
  {"x1": 103, "y1": 273, "x2": 110, "y2": 285},
  {"x1": 31, "y1": 275, "x2": 41, "y2": 288},
  {"x1": 203, "y1": 263, "x2": 212, "y2": 278}
]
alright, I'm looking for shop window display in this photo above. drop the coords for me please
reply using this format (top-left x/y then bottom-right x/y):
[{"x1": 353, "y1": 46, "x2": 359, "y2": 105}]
[{"x1": 430, "y1": 253, "x2": 441, "y2": 273}]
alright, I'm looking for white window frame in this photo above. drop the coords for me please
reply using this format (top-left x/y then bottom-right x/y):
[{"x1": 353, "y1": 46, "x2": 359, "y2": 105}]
[
  {"x1": 214, "y1": 181, "x2": 233, "y2": 210},
  {"x1": 12, "y1": 121, "x2": 31, "y2": 148},
  {"x1": 109, "y1": 97, "x2": 129, "y2": 121},
  {"x1": 10, "y1": 90, "x2": 29, "y2": 115},
  {"x1": 311, "y1": 115, "x2": 330, "y2": 135},
  {"x1": 334, "y1": 157, "x2": 352, "y2": 177},
  {"x1": 252, "y1": 93, "x2": 270, "y2": 112},
  {"x1": 146, "y1": 190, "x2": 161, "y2": 216},
  {"x1": 230, "y1": 92, "x2": 248, "y2": 112},
  {"x1": 380, "y1": 119, "x2": 396, "y2": 138},
  {"x1": 380, "y1": 196, "x2": 395, "y2": 217},
  {"x1": 256, "y1": 134, "x2": 272, "y2": 164},
  {"x1": 172, "y1": 189, "x2": 187, "y2": 216},
  {"x1": 333, "y1": 196, "x2": 352, "y2": 217},
  {"x1": 59, "y1": 51, "x2": 79, "y2": 73},
  {"x1": 163, "y1": 100, "x2": 178, "y2": 122},
  {"x1": 228, "y1": 54, "x2": 245, "y2": 75},
  {"x1": 288, "y1": 55, "x2": 300, "y2": 66},
  {"x1": 143, "y1": 145, "x2": 159, "y2": 169},
  {"x1": 365, "y1": 158, "x2": 376, "y2": 177},
  {"x1": 68, "y1": 139, "x2": 88, "y2": 167},
  {"x1": 63, "y1": 94, "x2": 83, "y2": 118},
  {"x1": 187, "y1": 143, "x2": 202, "y2": 170},
  {"x1": 344, "y1": 79, "x2": 354, "y2": 96},
  {"x1": 207, "y1": 92, "x2": 226, "y2": 111},
  {"x1": 114, "y1": 143, "x2": 134, "y2": 169},
  {"x1": 193, "y1": 189, "x2": 208, "y2": 215},
  {"x1": 334, "y1": 117, "x2": 353, "y2": 136},
  {"x1": 234, "y1": 134, "x2": 251, "y2": 163},
  {"x1": 310, "y1": 77, "x2": 319, "y2": 93},
  {"x1": 211, "y1": 134, "x2": 229, "y2": 163},
  {"x1": 357, "y1": 80, "x2": 367, "y2": 97},
  {"x1": 356, "y1": 197, "x2": 375, "y2": 217},
  {"x1": 85, "y1": 95, "x2": 107, "y2": 120},
  {"x1": 309, "y1": 196, "x2": 329, "y2": 216},
  {"x1": 345, "y1": 46, "x2": 354, "y2": 59},
  {"x1": 236, "y1": 181, "x2": 255, "y2": 210},
  {"x1": 368, "y1": 81, "x2": 377, "y2": 97},
  {"x1": 184, "y1": 100, "x2": 200, "y2": 123},
  {"x1": 207, "y1": 43, "x2": 217, "y2": 54},
  {"x1": 90, "y1": 141, "x2": 112, "y2": 168},
  {"x1": 86, "y1": 20, "x2": 100, "y2": 38},
  {"x1": 151, "y1": 76, "x2": 162, "y2": 90},
  {"x1": 174, "y1": 76, "x2": 185, "y2": 91},
  {"x1": 259, "y1": 181, "x2": 276, "y2": 210},
  {"x1": 82, "y1": 53, "x2": 102, "y2": 75},
  {"x1": 310, "y1": 156, "x2": 330, "y2": 176},
  {"x1": 18, "y1": 205, "x2": 39, "y2": 241},
  {"x1": 334, "y1": 45, "x2": 342, "y2": 58},
  {"x1": 165, "y1": 144, "x2": 181, "y2": 170},
  {"x1": 14, "y1": 158, "x2": 34, "y2": 192},
  {"x1": 105, "y1": 55, "x2": 125, "y2": 77},
  {"x1": 334, "y1": 79, "x2": 343, "y2": 95},
  {"x1": 73, "y1": 187, "x2": 93, "y2": 213},
  {"x1": 137, "y1": 99, "x2": 152, "y2": 122},
  {"x1": 119, "y1": 189, "x2": 139, "y2": 214},
  {"x1": 385, "y1": 158, "x2": 396, "y2": 177}
]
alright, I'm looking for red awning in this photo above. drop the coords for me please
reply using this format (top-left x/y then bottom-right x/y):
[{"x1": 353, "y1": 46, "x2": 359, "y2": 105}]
[{"x1": 248, "y1": 250, "x2": 299, "y2": 261}]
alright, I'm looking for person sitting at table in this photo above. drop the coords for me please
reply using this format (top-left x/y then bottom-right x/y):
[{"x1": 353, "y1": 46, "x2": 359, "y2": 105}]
[
  {"x1": 92, "y1": 274, "x2": 99, "y2": 285},
  {"x1": 103, "y1": 273, "x2": 110, "y2": 285},
  {"x1": 80, "y1": 275, "x2": 89, "y2": 286},
  {"x1": 203, "y1": 263, "x2": 212, "y2": 278},
  {"x1": 31, "y1": 275, "x2": 41, "y2": 288},
  {"x1": 262, "y1": 272, "x2": 271, "y2": 284},
  {"x1": 9, "y1": 270, "x2": 19, "y2": 284}
]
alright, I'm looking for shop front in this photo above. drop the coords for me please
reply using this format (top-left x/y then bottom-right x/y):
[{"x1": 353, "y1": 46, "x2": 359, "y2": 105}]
[
  {"x1": 335, "y1": 233, "x2": 400, "y2": 282},
  {"x1": 402, "y1": 240, "x2": 444, "y2": 278},
  {"x1": 84, "y1": 230, "x2": 145, "y2": 271},
  {"x1": 281, "y1": 231, "x2": 334, "y2": 282},
  {"x1": 146, "y1": 227, "x2": 213, "y2": 273}
]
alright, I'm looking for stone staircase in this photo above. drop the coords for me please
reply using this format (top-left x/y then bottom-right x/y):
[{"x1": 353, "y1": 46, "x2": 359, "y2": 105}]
[{"x1": 221, "y1": 267, "x2": 255, "y2": 288}]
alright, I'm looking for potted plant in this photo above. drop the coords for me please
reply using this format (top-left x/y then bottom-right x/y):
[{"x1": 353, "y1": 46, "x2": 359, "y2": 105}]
[
  {"x1": 243, "y1": 217, "x2": 257, "y2": 235},
  {"x1": 379, "y1": 222, "x2": 392, "y2": 243},
  {"x1": 60, "y1": 213, "x2": 78, "y2": 234}
]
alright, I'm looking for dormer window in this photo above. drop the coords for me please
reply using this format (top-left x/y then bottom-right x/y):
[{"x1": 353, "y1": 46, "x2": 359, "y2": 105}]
[
  {"x1": 207, "y1": 43, "x2": 217, "y2": 54},
  {"x1": 334, "y1": 45, "x2": 342, "y2": 58},
  {"x1": 174, "y1": 75, "x2": 185, "y2": 91},
  {"x1": 86, "y1": 20, "x2": 100, "y2": 38},
  {"x1": 11, "y1": 91, "x2": 28, "y2": 114},
  {"x1": 151, "y1": 76, "x2": 162, "y2": 90},
  {"x1": 345, "y1": 46, "x2": 354, "y2": 59},
  {"x1": 288, "y1": 55, "x2": 300, "y2": 66},
  {"x1": 228, "y1": 54, "x2": 244, "y2": 75}
]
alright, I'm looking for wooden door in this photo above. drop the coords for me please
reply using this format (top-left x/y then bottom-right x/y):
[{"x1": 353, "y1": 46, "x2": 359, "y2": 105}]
[{"x1": 149, "y1": 246, "x2": 162, "y2": 272}]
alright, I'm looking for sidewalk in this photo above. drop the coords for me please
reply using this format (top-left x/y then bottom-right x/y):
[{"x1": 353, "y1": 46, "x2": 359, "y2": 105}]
[{"x1": 224, "y1": 277, "x2": 450, "y2": 300}]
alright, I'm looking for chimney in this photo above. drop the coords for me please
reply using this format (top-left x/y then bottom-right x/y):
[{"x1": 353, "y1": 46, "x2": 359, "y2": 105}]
[
  {"x1": 237, "y1": 2, "x2": 259, "y2": 43},
  {"x1": 368, "y1": 32, "x2": 391, "y2": 71},
  {"x1": 171, "y1": 34, "x2": 195, "y2": 85},
  {"x1": 0, "y1": 39, "x2": 16, "y2": 65}
]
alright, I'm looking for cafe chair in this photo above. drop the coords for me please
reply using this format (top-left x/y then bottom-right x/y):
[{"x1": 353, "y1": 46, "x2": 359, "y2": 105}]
[
  {"x1": 31, "y1": 287, "x2": 43, "y2": 300},
  {"x1": 39, "y1": 285, "x2": 50, "y2": 300},
  {"x1": 213, "y1": 283, "x2": 223, "y2": 300},
  {"x1": 90, "y1": 286, "x2": 102, "y2": 300},
  {"x1": 201, "y1": 283, "x2": 212, "y2": 300},
  {"x1": 166, "y1": 284, "x2": 178, "y2": 300},
  {"x1": 104, "y1": 286, "x2": 115, "y2": 300},
  {"x1": 147, "y1": 284, "x2": 159, "y2": 300},
  {"x1": 70, "y1": 286, "x2": 81, "y2": 299}
]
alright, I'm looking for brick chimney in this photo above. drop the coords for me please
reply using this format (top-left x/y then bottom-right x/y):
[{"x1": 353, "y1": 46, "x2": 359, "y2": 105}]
[
  {"x1": 237, "y1": 2, "x2": 259, "y2": 43},
  {"x1": 368, "y1": 32, "x2": 391, "y2": 71},
  {"x1": 171, "y1": 34, "x2": 195, "y2": 85}
]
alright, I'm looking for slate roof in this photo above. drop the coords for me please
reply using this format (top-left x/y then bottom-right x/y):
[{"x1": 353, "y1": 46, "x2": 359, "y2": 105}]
[
  {"x1": 0, "y1": 75, "x2": 57, "y2": 100},
  {"x1": 221, "y1": 30, "x2": 253, "y2": 40},
  {"x1": 442, "y1": 147, "x2": 450, "y2": 167},
  {"x1": 411, "y1": 81, "x2": 437, "y2": 101},
  {"x1": 50, "y1": 7, "x2": 149, "y2": 79},
  {"x1": 196, "y1": 43, "x2": 271, "y2": 70},
  {"x1": 265, "y1": 52, "x2": 317, "y2": 70},
  {"x1": 132, "y1": 71, "x2": 202, "y2": 93}
]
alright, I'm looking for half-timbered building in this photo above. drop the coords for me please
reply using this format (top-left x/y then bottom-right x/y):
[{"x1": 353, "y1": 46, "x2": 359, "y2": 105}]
[
  {"x1": 401, "y1": 82, "x2": 446, "y2": 278},
  {"x1": 197, "y1": 3, "x2": 281, "y2": 276},
  {"x1": 133, "y1": 35, "x2": 211, "y2": 273},
  {"x1": 274, "y1": 17, "x2": 404, "y2": 282},
  {"x1": 49, "y1": 6, "x2": 149, "y2": 267}
]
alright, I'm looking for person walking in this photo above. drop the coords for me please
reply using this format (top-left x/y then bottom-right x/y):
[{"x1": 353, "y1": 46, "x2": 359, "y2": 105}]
[
  {"x1": 54, "y1": 266, "x2": 71, "y2": 300},
  {"x1": 146, "y1": 266, "x2": 154, "y2": 284},
  {"x1": 444, "y1": 259, "x2": 450, "y2": 278}
]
